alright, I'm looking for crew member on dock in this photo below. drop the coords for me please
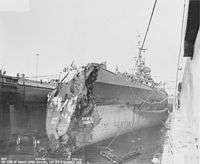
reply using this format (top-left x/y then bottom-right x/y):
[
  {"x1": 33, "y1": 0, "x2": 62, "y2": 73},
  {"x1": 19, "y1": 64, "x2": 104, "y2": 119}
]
[{"x1": 177, "y1": 82, "x2": 182, "y2": 109}]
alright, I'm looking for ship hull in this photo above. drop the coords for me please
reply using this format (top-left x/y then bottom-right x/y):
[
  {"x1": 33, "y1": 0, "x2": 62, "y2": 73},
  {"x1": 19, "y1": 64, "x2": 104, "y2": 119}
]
[
  {"x1": 93, "y1": 68, "x2": 168, "y2": 109},
  {"x1": 46, "y1": 64, "x2": 169, "y2": 153},
  {"x1": 76, "y1": 105, "x2": 169, "y2": 147}
]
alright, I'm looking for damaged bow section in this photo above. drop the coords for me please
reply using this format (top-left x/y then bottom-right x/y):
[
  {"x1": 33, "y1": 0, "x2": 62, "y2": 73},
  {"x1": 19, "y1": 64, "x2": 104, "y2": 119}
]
[
  {"x1": 45, "y1": 62, "x2": 169, "y2": 157},
  {"x1": 46, "y1": 63, "x2": 101, "y2": 155}
]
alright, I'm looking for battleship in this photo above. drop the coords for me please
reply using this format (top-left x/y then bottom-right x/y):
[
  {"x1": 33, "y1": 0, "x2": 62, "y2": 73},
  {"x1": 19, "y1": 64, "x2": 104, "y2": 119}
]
[
  {"x1": 45, "y1": 0, "x2": 169, "y2": 155},
  {"x1": 46, "y1": 56, "x2": 169, "y2": 155},
  {"x1": 0, "y1": 0, "x2": 170, "y2": 160}
]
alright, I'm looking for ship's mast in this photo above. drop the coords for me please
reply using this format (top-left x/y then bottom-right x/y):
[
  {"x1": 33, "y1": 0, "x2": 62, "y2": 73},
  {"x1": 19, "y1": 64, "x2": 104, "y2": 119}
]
[
  {"x1": 134, "y1": 35, "x2": 146, "y2": 74},
  {"x1": 139, "y1": 0, "x2": 157, "y2": 55},
  {"x1": 134, "y1": 0, "x2": 158, "y2": 73}
]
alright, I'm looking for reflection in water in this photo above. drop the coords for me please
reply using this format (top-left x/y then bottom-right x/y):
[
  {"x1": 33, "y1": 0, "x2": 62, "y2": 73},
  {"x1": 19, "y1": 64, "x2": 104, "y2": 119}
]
[{"x1": 0, "y1": 100, "x2": 170, "y2": 164}]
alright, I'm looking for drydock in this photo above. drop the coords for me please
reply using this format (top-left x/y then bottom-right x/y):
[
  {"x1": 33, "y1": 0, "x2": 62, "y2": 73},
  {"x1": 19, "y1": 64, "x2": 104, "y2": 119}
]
[
  {"x1": 0, "y1": 0, "x2": 180, "y2": 163},
  {"x1": 0, "y1": 64, "x2": 170, "y2": 161},
  {"x1": 0, "y1": 75, "x2": 55, "y2": 141}
]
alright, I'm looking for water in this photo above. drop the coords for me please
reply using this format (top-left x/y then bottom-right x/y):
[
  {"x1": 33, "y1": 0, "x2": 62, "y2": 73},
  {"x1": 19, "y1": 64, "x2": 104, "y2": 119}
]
[{"x1": 0, "y1": 101, "x2": 170, "y2": 164}]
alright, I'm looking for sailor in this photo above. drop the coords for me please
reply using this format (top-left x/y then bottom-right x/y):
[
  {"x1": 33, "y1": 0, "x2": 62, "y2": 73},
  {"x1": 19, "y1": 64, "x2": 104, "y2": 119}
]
[
  {"x1": 3, "y1": 70, "x2": 6, "y2": 75},
  {"x1": 177, "y1": 82, "x2": 182, "y2": 109}
]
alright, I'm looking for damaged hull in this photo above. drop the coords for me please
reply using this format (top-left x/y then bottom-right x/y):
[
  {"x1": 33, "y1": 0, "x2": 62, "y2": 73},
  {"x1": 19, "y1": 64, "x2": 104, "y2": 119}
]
[{"x1": 46, "y1": 64, "x2": 169, "y2": 153}]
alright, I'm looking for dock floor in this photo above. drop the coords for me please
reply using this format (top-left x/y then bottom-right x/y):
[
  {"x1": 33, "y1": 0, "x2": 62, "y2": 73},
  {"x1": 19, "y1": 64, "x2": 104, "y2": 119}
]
[{"x1": 161, "y1": 109, "x2": 199, "y2": 164}]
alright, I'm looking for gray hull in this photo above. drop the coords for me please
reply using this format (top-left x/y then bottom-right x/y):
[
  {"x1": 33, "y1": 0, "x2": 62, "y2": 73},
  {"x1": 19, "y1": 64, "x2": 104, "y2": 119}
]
[
  {"x1": 46, "y1": 64, "x2": 169, "y2": 152},
  {"x1": 76, "y1": 105, "x2": 169, "y2": 147}
]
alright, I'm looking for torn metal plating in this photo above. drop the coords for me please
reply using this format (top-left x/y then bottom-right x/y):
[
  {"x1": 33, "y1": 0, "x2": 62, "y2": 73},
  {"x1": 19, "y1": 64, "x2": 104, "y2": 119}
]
[{"x1": 46, "y1": 63, "x2": 101, "y2": 154}]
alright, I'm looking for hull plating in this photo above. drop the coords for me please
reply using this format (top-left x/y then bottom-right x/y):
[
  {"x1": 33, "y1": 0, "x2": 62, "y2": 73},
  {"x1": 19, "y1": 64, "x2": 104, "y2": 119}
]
[{"x1": 76, "y1": 105, "x2": 169, "y2": 147}]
